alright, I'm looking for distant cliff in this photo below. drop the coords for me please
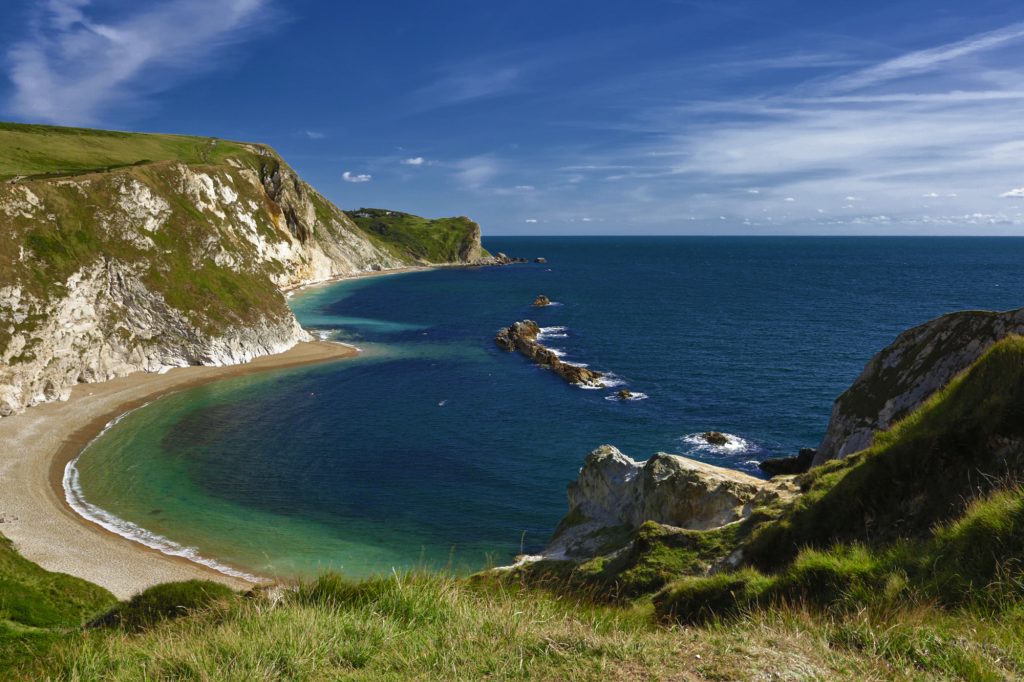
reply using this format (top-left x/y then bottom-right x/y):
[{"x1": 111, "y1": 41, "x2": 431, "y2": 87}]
[{"x1": 0, "y1": 122, "x2": 485, "y2": 418}]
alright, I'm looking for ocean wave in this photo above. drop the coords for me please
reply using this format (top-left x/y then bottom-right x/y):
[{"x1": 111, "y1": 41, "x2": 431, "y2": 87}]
[
  {"x1": 680, "y1": 432, "x2": 756, "y2": 455},
  {"x1": 63, "y1": 408, "x2": 262, "y2": 583},
  {"x1": 537, "y1": 326, "x2": 568, "y2": 340},
  {"x1": 547, "y1": 347, "x2": 567, "y2": 358},
  {"x1": 604, "y1": 392, "x2": 649, "y2": 401}
]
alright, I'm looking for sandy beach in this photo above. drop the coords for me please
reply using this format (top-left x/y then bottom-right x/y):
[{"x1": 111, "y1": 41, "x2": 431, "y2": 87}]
[{"x1": 0, "y1": 341, "x2": 356, "y2": 599}]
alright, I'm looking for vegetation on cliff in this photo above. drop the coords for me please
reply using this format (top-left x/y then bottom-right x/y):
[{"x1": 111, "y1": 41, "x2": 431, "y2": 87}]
[{"x1": 345, "y1": 208, "x2": 488, "y2": 264}]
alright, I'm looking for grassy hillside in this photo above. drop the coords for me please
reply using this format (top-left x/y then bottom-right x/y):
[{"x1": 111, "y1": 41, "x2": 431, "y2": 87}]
[
  {"x1": 346, "y1": 208, "x2": 487, "y2": 263},
  {"x1": 0, "y1": 122, "x2": 261, "y2": 182},
  {"x1": 0, "y1": 534, "x2": 115, "y2": 670}
]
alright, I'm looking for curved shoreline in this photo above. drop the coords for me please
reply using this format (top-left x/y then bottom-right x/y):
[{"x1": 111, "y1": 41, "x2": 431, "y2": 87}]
[{"x1": 0, "y1": 340, "x2": 356, "y2": 599}]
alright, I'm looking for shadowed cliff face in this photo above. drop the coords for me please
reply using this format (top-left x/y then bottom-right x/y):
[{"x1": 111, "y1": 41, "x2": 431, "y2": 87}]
[
  {"x1": 815, "y1": 308, "x2": 1024, "y2": 465},
  {"x1": 0, "y1": 124, "x2": 485, "y2": 418}
]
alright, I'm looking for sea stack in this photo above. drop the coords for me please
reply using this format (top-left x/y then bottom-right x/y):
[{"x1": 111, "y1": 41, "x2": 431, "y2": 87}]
[{"x1": 532, "y1": 294, "x2": 552, "y2": 307}]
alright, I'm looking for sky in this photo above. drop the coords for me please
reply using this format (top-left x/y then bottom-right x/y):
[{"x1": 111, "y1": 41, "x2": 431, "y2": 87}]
[{"x1": 3, "y1": 1, "x2": 1024, "y2": 235}]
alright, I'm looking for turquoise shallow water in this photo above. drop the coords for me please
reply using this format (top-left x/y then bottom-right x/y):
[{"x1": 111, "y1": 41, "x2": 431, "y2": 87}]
[{"x1": 72, "y1": 237, "x2": 1024, "y2": 579}]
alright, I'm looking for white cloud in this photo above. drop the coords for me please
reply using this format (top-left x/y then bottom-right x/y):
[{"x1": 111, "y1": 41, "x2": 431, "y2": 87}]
[
  {"x1": 514, "y1": 185, "x2": 535, "y2": 191},
  {"x1": 305, "y1": 130, "x2": 325, "y2": 140},
  {"x1": 342, "y1": 171, "x2": 372, "y2": 183},
  {"x1": 922, "y1": 192, "x2": 940, "y2": 198},
  {"x1": 524, "y1": 218, "x2": 538, "y2": 223},
  {"x1": 401, "y1": 157, "x2": 426, "y2": 166},
  {"x1": 1000, "y1": 188, "x2": 1024, "y2": 198},
  {"x1": 6, "y1": 0, "x2": 273, "y2": 125},
  {"x1": 784, "y1": 197, "x2": 796, "y2": 202}
]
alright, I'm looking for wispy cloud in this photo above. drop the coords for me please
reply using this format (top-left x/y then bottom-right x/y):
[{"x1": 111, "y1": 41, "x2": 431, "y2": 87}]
[
  {"x1": 5, "y1": 0, "x2": 275, "y2": 125},
  {"x1": 453, "y1": 155, "x2": 499, "y2": 189},
  {"x1": 412, "y1": 65, "x2": 522, "y2": 110},
  {"x1": 342, "y1": 171, "x2": 372, "y2": 183},
  {"x1": 400, "y1": 157, "x2": 426, "y2": 166},
  {"x1": 305, "y1": 130, "x2": 325, "y2": 139},
  {"x1": 558, "y1": 20, "x2": 1024, "y2": 231},
  {"x1": 826, "y1": 21, "x2": 1024, "y2": 93}
]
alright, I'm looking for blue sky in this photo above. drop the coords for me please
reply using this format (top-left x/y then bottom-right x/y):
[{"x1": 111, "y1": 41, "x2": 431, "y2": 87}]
[{"x1": 3, "y1": 1, "x2": 1024, "y2": 235}]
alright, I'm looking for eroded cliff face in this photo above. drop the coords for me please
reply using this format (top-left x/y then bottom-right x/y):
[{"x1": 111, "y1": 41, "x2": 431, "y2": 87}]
[
  {"x1": 0, "y1": 144, "x2": 475, "y2": 418},
  {"x1": 814, "y1": 308, "x2": 1024, "y2": 464}
]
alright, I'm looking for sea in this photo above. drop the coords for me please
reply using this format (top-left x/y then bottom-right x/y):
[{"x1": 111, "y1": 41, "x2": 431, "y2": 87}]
[{"x1": 68, "y1": 237, "x2": 1024, "y2": 579}]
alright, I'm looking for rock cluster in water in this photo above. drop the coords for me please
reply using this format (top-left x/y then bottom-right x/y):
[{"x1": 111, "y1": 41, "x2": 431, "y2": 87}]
[
  {"x1": 495, "y1": 320, "x2": 605, "y2": 388},
  {"x1": 484, "y1": 251, "x2": 529, "y2": 265},
  {"x1": 532, "y1": 295, "x2": 552, "y2": 307}
]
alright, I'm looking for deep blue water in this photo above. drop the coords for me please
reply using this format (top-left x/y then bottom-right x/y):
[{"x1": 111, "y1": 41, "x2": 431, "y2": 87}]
[{"x1": 76, "y1": 237, "x2": 1024, "y2": 577}]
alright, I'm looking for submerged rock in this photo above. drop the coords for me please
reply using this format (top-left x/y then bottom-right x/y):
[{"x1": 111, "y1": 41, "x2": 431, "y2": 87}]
[
  {"x1": 759, "y1": 448, "x2": 816, "y2": 477},
  {"x1": 701, "y1": 431, "x2": 730, "y2": 446},
  {"x1": 617, "y1": 389, "x2": 633, "y2": 400},
  {"x1": 532, "y1": 294, "x2": 552, "y2": 307},
  {"x1": 494, "y1": 320, "x2": 605, "y2": 388},
  {"x1": 535, "y1": 257, "x2": 547, "y2": 263}
]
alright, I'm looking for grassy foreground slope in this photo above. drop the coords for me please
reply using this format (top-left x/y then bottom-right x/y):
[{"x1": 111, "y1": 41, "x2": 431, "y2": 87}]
[{"x1": 0, "y1": 534, "x2": 115, "y2": 670}]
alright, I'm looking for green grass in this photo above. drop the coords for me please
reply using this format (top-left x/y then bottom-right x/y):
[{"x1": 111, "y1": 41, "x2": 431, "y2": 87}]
[
  {"x1": 0, "y1": 121, "x2": 257, "y2": 181},
  {"x1": 91, "y1": 581, "x2": 237, "y2": 632},
  {"x1": 346, "y1": 208, "x2": 486, "y2": 264},
  {"x1": 14, "y1": 571, "x2": 919, "y2": 681},
  {"x1": 0, "y1": 534, "x2": 115, "y2": 670}
]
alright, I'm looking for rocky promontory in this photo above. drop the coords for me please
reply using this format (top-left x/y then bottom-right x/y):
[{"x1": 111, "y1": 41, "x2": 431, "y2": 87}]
[
  {"x1": 542, "y1": 445, "x2": 796, "y2": 560},
  {"x1": 495, "y1": 320, "x2": 605, "y2": 388},
  {"x1": 815, "y1": 307, "x2": 1024, "y2": 464}
]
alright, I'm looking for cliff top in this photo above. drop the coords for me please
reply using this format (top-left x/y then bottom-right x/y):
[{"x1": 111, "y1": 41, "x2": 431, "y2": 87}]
[{"x1": 0, "y1": 121, "x2": 270, "y2": 182}]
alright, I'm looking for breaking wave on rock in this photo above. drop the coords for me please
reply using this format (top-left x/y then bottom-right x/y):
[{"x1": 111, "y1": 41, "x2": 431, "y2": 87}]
[{"x1": 680, "y1": 432, "x2": 756, "y2": 455}]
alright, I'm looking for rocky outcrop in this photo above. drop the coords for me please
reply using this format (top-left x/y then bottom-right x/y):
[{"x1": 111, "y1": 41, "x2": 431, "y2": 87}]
[
  {"x1": 545, "y1": 445, "x2": 795, "y2": 559},
  {"x1": 495, "y1": 320, "x2": 605, "y2": 388},
  {"x1": 759, "y1": 448, "x2": 816, "y2": 477},
  {"x1": 532, "y1": 295, "x2": 551, "y2": 307},
  {"x1": 485, "y1": 252, "x2": 529, "y2": 265},
  {"x1": 815, "y1": 308, "x2": 1024, "y2": 465},
  {"x1": 0, "y1": 127, "x2": 486, "y2": 418}
]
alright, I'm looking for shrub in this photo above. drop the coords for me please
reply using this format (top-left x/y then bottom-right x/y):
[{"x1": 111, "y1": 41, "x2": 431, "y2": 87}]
[{"x1": 92, "y1": 580, "x2": 236, "y2": 632}]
